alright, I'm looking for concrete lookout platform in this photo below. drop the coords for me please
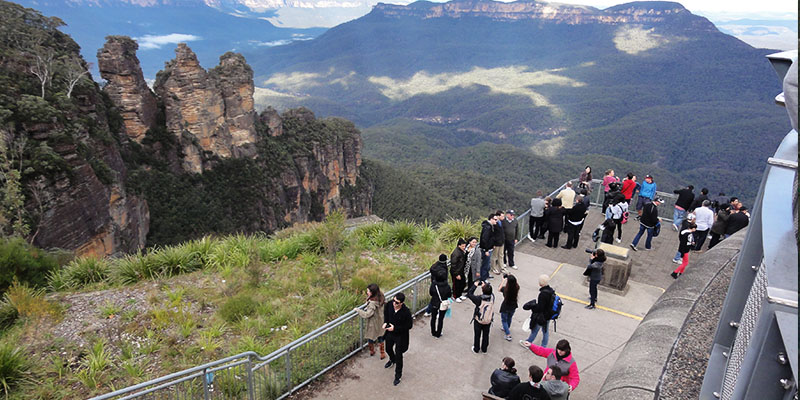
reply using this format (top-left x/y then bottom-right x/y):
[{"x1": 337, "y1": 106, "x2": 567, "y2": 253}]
[{"x1": 296, "y1": 248, "x2": 667, "y2": 400}]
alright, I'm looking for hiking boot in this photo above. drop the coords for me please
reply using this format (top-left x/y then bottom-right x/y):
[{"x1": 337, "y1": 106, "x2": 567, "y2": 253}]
[
  {"x1": 379, "y1": 342, "x2": 386, "y2": 359},
  {"x1": 368, "y1": 342, "x2": 375, "y2": 356}
]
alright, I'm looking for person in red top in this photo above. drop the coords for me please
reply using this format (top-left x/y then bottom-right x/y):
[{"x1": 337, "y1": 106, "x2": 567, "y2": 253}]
[
  {"x1": 621, "y1": 173, "x2": 637, "y2": 205},
  {"x1": 521, "y1": 339, "x2": 580, "y2": 392}
]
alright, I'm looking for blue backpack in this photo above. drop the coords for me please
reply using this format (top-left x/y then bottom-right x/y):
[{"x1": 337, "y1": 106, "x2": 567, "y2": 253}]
[{"x1": 549, "y1": 293, "x2": 563, "y2": 332}]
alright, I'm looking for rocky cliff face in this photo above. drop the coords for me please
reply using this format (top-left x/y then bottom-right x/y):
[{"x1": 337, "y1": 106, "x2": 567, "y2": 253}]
[
  {"x1": 96, "y1": 36, "x2": 158, "y2": 143},
  {"x1": 373, "y1": 0, "x2": 716, "y2": 30},
  {"x1": 153, "y1": 44, "x2": 257, "y2": 173},
  {"x1": 24, "y1": 85, "x2": 149, "y2": 257}
]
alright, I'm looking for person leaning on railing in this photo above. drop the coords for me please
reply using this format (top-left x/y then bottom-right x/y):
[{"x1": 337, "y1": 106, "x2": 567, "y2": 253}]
[{"x1": 354, "y1": 283, "x2": 386, "y2": 359}]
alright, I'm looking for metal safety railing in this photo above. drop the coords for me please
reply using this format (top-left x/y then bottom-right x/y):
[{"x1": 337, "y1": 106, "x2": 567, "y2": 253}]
[
  {"x1": 698, "y1": 50, "x2": 798, "y2": 400},
  {"x1": 91, "y1": 272, "x2": 432, "y2": 400}
]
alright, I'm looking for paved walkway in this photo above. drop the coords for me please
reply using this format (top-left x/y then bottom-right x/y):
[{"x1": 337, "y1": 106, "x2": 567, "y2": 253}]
[
  {"x1": 299, "y1": 249, "x2": 666, "y2": 400},
  {"x1": 516, "y1": 206, "x2": 683, "y2": 290}
]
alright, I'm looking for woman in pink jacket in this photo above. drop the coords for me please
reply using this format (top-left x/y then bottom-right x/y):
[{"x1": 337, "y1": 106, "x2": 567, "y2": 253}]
[{"x1": 521, "y1": 338, "x2": 580, "y2": 391}]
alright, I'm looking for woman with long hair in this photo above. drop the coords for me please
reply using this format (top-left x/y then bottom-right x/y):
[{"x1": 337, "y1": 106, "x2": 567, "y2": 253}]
[
  {"x1": 579, "y1": 165, "x2": 592, "y2": 191},
  {"x1": 464, "y1": 236, "x2": 480, "y2": 294},
  {"x1": 499, "y1": 274, "x2": 520, "y2": 341},
  {"x1": 354, "y1": 283, "x2": 386, "y2": 359},
  {"x1": 488, "y1": 356, "x2": 521, "y2": 398}
]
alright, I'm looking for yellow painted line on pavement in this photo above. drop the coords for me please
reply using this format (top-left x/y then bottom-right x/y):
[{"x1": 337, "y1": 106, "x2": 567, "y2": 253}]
[
  {"x1": 557, "y1": 293, "x2": 644, "y2": 321},
  {"x1": 549, "y1": 263, "x2": 565, "y2": 279}
]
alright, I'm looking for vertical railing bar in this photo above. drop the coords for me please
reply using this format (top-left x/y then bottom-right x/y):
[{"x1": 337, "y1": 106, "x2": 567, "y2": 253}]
[{"x1": 285, "y1": 350, "x2": 292, "y2": 394}]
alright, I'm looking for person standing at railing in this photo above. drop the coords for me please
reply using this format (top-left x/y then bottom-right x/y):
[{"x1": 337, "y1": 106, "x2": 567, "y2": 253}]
[
  {"x1": 355, "y1": 283, "x2": 386, "y2": 359},
  {"x1": 621, "y1": 173, "x2": 637, "y2": 207},
  {"x1": 636, "y1": 175, "x2": 657, "y2": 219},
  {"x1": 528, "y1": 191, "x2": 547, "y2": 242},
  {"x1": 450, "y1": 238, "x2": 468, "y2": 301},
  {"x1": 492, "y1": 210, "x2": 506, "y2": 276},
  {"x1": 724, "y1": 206, "x2": 749, "y2": 238},
  {"x1": 480, "y1": 214, "x2": 498, "y2": 281},
  {"x1": 465, "y1": 237, "x2": 481, "y2": 294},
  {"x1": 578, "y1": 166, "x2": 592, "y2": 192},
  {"x1": 544, "y1": 199, "x2": 565, "y2": 248},
  {"x1": 562, "y1": 195, "x2": 587, "y2": 250},
  {"x1": 707, "y1": 204, "x2": 731, "y2": 249},
  {"x1": 672, "y1": 185, "x2": 695, "y2": 232},
  {"x1": 693, "y1": 200, "x2": 715, "y2": 250},
  {"x1": 630, "y1": 197, "x2": 664, "y2": 251},
  {"x1": 601, "y1": 169, "x2": 619, "y2": 213},
  {"x1": 429, "y1": 267, "x2": 452, "y2": 338},
  {"x1": 503, "y1": 210, "x2": 519, "y2": 270},
  {"x1": 425, "y1": 254, "x2": 450, "y2": 317},
  {"x1": 383, "y1": 292, "x2": 412, "y2": 386}
]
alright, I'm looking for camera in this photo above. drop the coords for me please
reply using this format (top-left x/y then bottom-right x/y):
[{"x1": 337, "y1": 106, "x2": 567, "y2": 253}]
[
  {"x1": 502, "y1": 273, "x2": 508, "y2": 278},
  {"x1": 585, "y1": 248, "x2": 594, "y2": 254}
]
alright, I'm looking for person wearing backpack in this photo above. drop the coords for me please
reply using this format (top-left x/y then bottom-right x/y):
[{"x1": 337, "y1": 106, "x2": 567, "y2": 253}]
[
  {"x1": 429, "y1": 267, "x2": 452, "y2": 338},
  {"x1": 467, "y1": 280, "x2": 494, "y2": 353},
  {"x1": 583, "y1": 249, "x2": 606, "y2": 310},
  {"x1": 522, "y1": 339, "x2": 581, "y2": 392},
  {"x1": 520, "y1": 275, "x2": 555, "y2": 348}
]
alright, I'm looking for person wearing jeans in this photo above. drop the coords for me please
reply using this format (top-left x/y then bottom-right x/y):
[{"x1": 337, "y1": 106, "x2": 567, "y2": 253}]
[
  {"x1": 520, "y1": 274, "x2": 555, "y2": 348},
  {"x1": 499, "y1": 274, "x2": 519, "y2": 341},
  {"x1": 630, "y1": 198, "x2": 663, "y2": 251},
  {"x1": 672, "y1": 185, "x2": 695, "y2": 230}
]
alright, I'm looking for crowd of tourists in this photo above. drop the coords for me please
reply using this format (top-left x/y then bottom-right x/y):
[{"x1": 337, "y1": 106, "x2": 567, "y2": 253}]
[{"x1": 352, "y1": 165, "x2": 751, "y2": 397}]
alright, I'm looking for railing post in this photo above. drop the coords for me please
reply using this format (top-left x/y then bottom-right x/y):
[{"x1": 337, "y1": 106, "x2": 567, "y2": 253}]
[
  {"x1": 246, "y1": 357, "x2": 255, "y2": 400},
  {"x1": 285, "y1": 349, "x2": 292, "y2": 394},
  {"x1": 413, "y1": 279, "x2": 418, "y2": 313},
  {"x1": 359, "y1": 315, "x2": 364, "y2": 348},
  {"x1": 202, "y1": 367, "x2": 210, "y2": 400}
]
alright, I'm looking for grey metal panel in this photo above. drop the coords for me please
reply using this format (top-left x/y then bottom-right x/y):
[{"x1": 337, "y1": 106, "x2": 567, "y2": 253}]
[{"x1": 775, "y1": 310, "x2": 799, "y2": 386}]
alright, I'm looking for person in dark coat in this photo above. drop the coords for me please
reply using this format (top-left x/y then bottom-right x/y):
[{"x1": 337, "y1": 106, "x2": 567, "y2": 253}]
[
  {"x1": 489, "y1": 357, "x2": 521, "y2": 398},
  {"x1": 584, "y1": 249, "x2": 605, "y2": 309},
  {"x1": 425, "y1": 254, "x2": 449, "y2": 317},
  {"x1": 690, "y1": 188, "x2": 709, "y2": 212},
  {"x1": 467, "y1": 281, "x2": 494, "y2": 353},
  {"x1": 708, "y1": 204, "x2": 731, "y2": 249},
  {"x1": 429, "y1": 270, "x2": 452, "y2": 338},
  {"x1": 724, "y1": 207, "x2": 750, "y2": 238},
  {"x1": 630, "y1": 198, "x2": 663, "y2": 251},
  {"x1": 671, "y1": 222, "x2": 697, "y2": 279},
  {"x1": 521, "y1": 275, "x2": 555, "y2": 347},
  {"x1": 491, "y1": 210, "x2": 506, "y2": 275},
  {"x1": 672, "y1": 185, "x2": 695, "y2": 231},
  {"x1": 479, "y1": 214, "x2": 497, "y2": 281},
  {"x1": 383, "y1": 292, "x2": 413, "y2": 386},
  {"x1": 508, "y1": 365, "x2": 552, "y2": 400},
  {"x1": 562, "y1": 195, "x2": 588, "y2": 249},
  {"x1": 544, "y1": 198, "x2": 565, "y2": 248},
  {"x1": 450, "y1": 238, "x2": 467, "y2": 299},
  {"x1": 503, "y1": 210, "x2": 519, "y2": 269}
]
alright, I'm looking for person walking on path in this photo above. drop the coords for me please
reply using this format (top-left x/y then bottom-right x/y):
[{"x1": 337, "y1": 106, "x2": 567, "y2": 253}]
[
  {"x1": 630, "y1": 197, "x2": 663, "y2": 251},
  {"x1": 672, "y1": 185, "x2": 695, "y2": 231},
  {"x1": 520, "y1": 275, "x2": 555, "y2": 348},
  {"x1": 562, "y1": 195, "x2": 588, "y2": 249},
  {"x1": 583, "y1": 249, "x2": 606, "y2": 309},
  {"x1": 508, "y1": 366, "x2": 552, "y2": 400},
  {"x1": 636, "y1": 174, "x2": 657, "y2": 218},
  {"x1": 707, "y1": 204, "x2": 730, "y2": 249},
  {"x1": 545, "y1": 199, "x2": 565, "y2": 248},
  {"x1": 467, "y1": 281, "x2": 495, "y2": 354},
  {"x1": 465, "y1": 237, "x2": 480, "y2": 296},
  {"x1": 671, "y1": 222, "x2": 697, "y2": 279},
  {"x1": 529, "y1": 191, "x2": 547, "y2": 241},
  {"x1": 480, "y1": 214, "x2": 497, "y2": 281},
  {"x1": 503, "y1": 210, "x2": 519, "y2": 270},
  {"x1": 521, "y1": 339, "x2": 581, "y2": 392},
  {"x1": 492, "y1": 211, "x2": 506, "y2": 275},
  {"x1": 354, "y1": 283, "x2": 386, "y2": 359},
  {"x1": 489, "y1": 357, "x2": 521, "y2": 398},
  {"x1": 541, "y1": 366, "x2": 571, "y2": 400},
  {"x1": 383, "y1": 292, "x2": 413, "y2": 386},
  {"x1": 450, "y1": 238, "x2": 468, "y2": 300},
  {"x1": 429, "y1": 267, "x2": 452, "y2": 337},
  {"x1": 693, "y1": 200, "x2": 714, "y2": 250},
  {"x1": 499, "y1": 274, "x2": 520, "y2": 341},
  {"x1": 725, "y1": 206, "x2": 750, "y2": 238},
  {"x1": 670, "y1": 214, "x2": 695, "y2": 263},
  {"x1": 578, "y1": 166, "x2": 592, "y2": 192}
]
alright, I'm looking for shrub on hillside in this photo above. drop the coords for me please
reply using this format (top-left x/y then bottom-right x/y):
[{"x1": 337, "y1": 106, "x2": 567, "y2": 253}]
[
  {"x1": 437, "y1": 218, "x2": 480, "y2": 245},
  {"x1": 218, "y1": 295, "x2": 258, "y2": 323},
  {"x1": 0, "y1": 237, "x2": 59, "y2": 292},
  {"x1": 0, "y1": 342, "x2": 28, "y2": 397},
  {"x1": 59, "y1": 257, "x2": 109, "y2": 289},
  {"x1": 385, "y1": 221, "x2": 418, "y2": 247}
]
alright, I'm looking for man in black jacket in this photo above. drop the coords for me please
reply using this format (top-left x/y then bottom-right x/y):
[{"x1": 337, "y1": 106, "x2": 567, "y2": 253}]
[
  {"x1": 491, "y1": 210, "x2": 506, "y2": 275},
  {"x1": 562, "y1": 197, "x2": 588, "y2": 249},
  {"x1": 383, "y1": 292, "x2": 413, "y2": 386},
  {"x1": 725, "y1": 206, "x2": 750, "y2": 238},
  {"x1": 672, "y1": 185, "x2": 695, "y2": 231},
  {"x1": 521, "y1": 274, "x2": 555, "y2": 347},
  {"x1": 479, "y1": 213, "x2": 497, "y2": 281},
  {"x1": 630, "y1": 197, "x2": 663, "y2": 251},
  {"x1": 450, "y1": 239, "x2": 467, "y2": 300},
  {"x1": 503, "y1": 210, "x2": 519, "y2": 270},
  {"x1": 690, "y1": 188, "x2": 709, "y2": 212}
]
